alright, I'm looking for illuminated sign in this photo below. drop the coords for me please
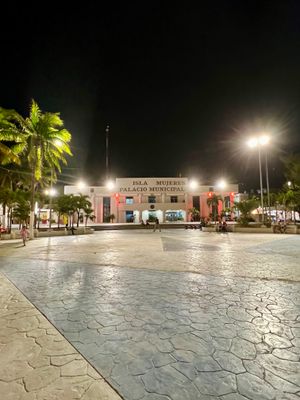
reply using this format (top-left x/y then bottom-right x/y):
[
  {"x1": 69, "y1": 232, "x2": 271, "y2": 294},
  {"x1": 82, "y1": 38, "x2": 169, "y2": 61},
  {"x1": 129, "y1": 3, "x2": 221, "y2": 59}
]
[{"x1": 116, "y1": 178, "x2": 187, "y2": 194}]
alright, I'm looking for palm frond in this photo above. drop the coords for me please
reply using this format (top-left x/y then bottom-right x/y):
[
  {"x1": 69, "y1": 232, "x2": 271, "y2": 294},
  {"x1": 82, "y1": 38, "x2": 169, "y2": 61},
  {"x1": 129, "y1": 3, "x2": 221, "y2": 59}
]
[
  {"x1": 0, "y1": 143, "x2": 21, "y2": 165},
  {"x1": 29, "y1": 99, "x2": 41, "y2": 127}
]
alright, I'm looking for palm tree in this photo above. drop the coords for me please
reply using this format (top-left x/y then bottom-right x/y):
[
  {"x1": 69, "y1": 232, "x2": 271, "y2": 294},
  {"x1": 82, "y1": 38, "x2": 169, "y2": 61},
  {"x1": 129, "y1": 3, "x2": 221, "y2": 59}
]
[
  {"x1": 207, "y1": 194, "x2": 223, "y2": 222},
  {"x1": 72, "y1": 194, "x2": 92, "y2": 227},
  {"x1": 0, "y1": 108, "x2": 28, "y2": 165},
  {"x1": 0, "y1": 100, "x2": 72, "y2": 238},
  {"x1": 83, "y1": 206, "x2": 95, "y2": 227}
]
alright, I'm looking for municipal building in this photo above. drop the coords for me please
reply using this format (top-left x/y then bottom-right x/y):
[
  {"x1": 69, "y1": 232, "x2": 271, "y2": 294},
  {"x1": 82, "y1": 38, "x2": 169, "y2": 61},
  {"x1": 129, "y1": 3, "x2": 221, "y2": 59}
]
[{"x1": 64, "y1": 177, "x2": 239, "y2": 223}]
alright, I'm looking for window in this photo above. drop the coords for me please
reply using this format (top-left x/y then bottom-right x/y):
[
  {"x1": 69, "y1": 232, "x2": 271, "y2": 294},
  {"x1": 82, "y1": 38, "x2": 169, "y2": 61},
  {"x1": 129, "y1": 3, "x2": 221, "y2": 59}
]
[
  {"x1": 224, "y1": 196, "x2": 230, "y2": 208},
  {"x1": 192, "y1": 196, "x2": 200, "y2": 210},
  {"x1": 165, "y1": 211, "x2": 184, "y2": 221},
  {"x1": 170, "y1": 196, "x2": 178, "y2": 203},
  {"x1": 126, "y1": 211, "x2": 134, "y2": 222},
  {"x1": 148, "y1": 196, "x2": 156, "y2": 203},
  {"x1": 126, "y1": 197, "x2": 134, "y2": 205}
]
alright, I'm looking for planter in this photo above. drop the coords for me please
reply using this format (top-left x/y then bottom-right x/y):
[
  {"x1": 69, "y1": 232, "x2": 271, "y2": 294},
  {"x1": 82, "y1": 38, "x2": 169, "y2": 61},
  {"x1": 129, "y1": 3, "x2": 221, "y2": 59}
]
[
  {"x1": 202, "y1": 226, "x2": 218, "y2": 232},
  {"x1": 234, "y1": 227, "x2": 273, "y2": 233}
]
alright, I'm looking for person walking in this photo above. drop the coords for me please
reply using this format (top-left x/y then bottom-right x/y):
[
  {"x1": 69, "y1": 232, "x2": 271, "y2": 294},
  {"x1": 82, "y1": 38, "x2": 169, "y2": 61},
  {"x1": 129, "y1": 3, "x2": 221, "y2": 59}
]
[
  {"x1": 20, "y1": 225, "x2": 29, "y2": 246},
  {"x1": 153, "y1": 217, "x2": 161, "y2": 232}
]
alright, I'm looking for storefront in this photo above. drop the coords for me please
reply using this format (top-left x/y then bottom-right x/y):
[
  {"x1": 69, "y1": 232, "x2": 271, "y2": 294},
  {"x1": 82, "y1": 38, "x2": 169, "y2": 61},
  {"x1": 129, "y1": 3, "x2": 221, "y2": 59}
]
[{"x1": 64, "y1": 177, "x2": 239, "y2": 223}]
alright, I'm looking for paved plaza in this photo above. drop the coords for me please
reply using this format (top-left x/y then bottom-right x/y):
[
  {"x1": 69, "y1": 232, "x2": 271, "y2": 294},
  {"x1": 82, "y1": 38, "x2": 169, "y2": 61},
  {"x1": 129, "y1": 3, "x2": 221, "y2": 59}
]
[{"x1": 0, "y1": 230, "x2": 300, "y2": 399}]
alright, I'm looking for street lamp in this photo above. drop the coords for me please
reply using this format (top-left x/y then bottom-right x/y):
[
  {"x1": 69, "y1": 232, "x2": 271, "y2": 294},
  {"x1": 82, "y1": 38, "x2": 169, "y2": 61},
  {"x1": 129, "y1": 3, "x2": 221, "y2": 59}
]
[
  {"x1": 77, "y1": 181, "x2": 86, "y2": 190},
  {"x1": 189, "y1": 179, "x2": 198, "y2": 190},
  {"x1": 106, "y1": 179, "x2": 115, "y2": 190},
  {"x1": 247, "y1": 135, "x2": 270, "y2": 224},
  {"x1": 216, "y1": 179, "x2": 226, "y2": 190}
]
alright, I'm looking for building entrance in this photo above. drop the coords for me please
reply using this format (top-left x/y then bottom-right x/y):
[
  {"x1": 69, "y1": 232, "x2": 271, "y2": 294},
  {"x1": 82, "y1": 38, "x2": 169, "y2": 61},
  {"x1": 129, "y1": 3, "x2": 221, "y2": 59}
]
[{"x1": 125, "y1": 211, "x2": 134, "y2": 223}]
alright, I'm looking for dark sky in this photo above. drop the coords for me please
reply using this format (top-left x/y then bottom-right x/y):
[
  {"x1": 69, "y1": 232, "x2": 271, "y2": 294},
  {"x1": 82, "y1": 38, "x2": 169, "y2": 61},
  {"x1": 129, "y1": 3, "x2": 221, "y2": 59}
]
[{"x1": 1, "y1": 1, "x2": 300, "y2": 189}]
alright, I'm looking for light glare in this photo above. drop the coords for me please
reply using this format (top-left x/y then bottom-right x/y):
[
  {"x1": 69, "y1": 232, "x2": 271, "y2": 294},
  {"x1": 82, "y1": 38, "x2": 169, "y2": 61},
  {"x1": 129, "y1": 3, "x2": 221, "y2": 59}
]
[
  {"x1": 259, "y1": 135, "x2": 270, "y2": 145},
  {"x1": 106, "y1": 180, "x2": 115, "y2": 190},
  {"x1": 189, "y1": 180, "x2": 198, "y2": 190},
  {"x1": 247, "y1": 138, "x2": 258, "y2": 148},
  {"x1": 216, "y1": 179, "x2": 226, "y2": 190},
  {"x1": 77, "y1": 181, "x2": 86, "y2": 189}
]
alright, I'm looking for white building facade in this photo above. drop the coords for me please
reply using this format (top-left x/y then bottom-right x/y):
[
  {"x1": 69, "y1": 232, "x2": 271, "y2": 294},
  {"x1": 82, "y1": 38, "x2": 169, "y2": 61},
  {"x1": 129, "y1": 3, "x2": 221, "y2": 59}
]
[{"x1": 64, "y1": 177, "x2": 239, "y2": 223}]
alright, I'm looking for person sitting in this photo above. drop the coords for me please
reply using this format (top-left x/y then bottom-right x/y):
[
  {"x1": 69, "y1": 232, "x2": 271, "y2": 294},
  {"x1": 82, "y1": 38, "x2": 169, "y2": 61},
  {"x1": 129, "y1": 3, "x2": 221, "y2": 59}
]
[{"x1": 221, "y1": 221, "x2": 228, "y2": 232}]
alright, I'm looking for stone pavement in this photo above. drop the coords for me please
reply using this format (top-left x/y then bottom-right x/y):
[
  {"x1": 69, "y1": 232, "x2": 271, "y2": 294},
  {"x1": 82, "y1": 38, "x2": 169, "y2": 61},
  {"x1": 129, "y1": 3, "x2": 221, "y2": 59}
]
[
  {"x1": 0, "y1": 272, "x2": 121, "y2": 400},
  {"x1": 0, "y1": 230, "x2": 300, "y2": 399}
]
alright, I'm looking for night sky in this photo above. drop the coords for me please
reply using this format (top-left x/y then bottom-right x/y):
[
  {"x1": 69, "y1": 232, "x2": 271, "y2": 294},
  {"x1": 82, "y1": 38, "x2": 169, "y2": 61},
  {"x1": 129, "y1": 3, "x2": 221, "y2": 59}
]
[{"x1": 1, "y1": 1, "x2": 300, "y2": 189}]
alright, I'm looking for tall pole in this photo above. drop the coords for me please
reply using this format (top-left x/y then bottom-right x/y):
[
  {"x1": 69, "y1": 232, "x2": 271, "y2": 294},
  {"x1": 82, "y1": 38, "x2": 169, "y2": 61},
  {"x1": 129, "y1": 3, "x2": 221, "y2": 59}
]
[
  {"x1": 105, "y1": 125, "x2": 109, "y2": 181},
  {"x1": 49, "y1": 169, "x2": 53, "y2": 229},
  {"x1": 258, "y1": 146, "x2": 264, "y2": 224},
  {"x1": 265, "y1": 150, "x2": 271, "y2": 220}
]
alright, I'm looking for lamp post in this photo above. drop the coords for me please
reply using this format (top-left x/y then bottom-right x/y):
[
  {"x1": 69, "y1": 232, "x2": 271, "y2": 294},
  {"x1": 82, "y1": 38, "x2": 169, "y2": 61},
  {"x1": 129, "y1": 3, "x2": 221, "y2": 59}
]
[
  {"x1": 247, "y1": 135, "x2": 270, "y2": 224},
  {"x1": 265, "y1": 150, "x2": 271, "y2": 218}
]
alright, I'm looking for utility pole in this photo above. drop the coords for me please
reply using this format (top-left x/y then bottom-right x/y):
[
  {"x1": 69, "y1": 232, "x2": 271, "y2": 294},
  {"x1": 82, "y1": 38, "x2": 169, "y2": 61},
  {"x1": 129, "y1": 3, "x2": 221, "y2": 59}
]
[
  {"x1": 105, "y1": 124, "x2": 109, "y2": 181},
  {"x1": 265, "y1": 150, "x2": 271, "y2": 220},
  {"x1": 258, "y1": 145, "x2": 264, "y2": 224}
]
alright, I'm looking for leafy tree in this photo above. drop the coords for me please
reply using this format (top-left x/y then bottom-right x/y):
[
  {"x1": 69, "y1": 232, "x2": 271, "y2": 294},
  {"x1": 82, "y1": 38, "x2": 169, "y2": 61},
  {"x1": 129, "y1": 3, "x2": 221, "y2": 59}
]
[
  {"x1": 0, "y1": 100, "x2": 72, "y2": 238},
  {"x1": 12, "y1": 194, "x2": 31, "y2": 227},
  {"x1": 276, "y1": 189, "x2": 299, "y2": 222},
  {"x1": 56, "y1": 194, "x2": 75, "y2": 227},
  {"x1": 188, "y1": 207, "x2": 200, "y2": 221},
  {"x1": 0, "y1": 187, "x2": 15, "y2": 231},
  {"x1": 234, "y1": 198, "x2": 259, "y2": 225},
  {"x1": 281, "y1": 154, "x2": 300, "y2": 187},
  {"x1": 207, "y1": 194, "x2": 223, "y2": 222}
]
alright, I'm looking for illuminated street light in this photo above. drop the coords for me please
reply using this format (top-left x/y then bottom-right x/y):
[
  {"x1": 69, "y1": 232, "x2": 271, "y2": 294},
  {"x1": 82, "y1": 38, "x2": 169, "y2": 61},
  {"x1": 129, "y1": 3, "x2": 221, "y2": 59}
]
[
  {"x1": 216, "y1": 179, "x2": 226, "y2": 190},
  {"x1": 106, "y1": 180, "x2": 115, "y2": 190},
  {"x1": 77, "y1": 181, "x2": 86, "y2": 190},
  {"x1": 189, "y1": 179, "x2": 198, "y2": 190},
  {"x1": 287, "y1": 181, "x2": 292, "y2": 188},
  {"x1": 44, "y1": 188, "x2": 56, "y2": 196},
  {"x1": 247, "y1": 134, "x2": 270, "y2": 224}
]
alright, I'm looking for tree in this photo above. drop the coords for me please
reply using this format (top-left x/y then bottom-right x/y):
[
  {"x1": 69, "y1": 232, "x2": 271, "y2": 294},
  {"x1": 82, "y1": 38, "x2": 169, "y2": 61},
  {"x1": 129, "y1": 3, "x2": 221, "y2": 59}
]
[
  {"x1": 83, "y1": 206, "x2": 95, "y2": 227},
  {"x1": 0, "y1": 108, "x2": 28, "y2": 165},
  {"x1": 0, "y1": 187, "x2": 15, "y2": 231},
  {"x1": 281, "y1": 154, "x2": 300, "y2": 187},
  {"x1": 234, "y1": 198, "x2": 259, "y2": 225},
  {"x1": 276, "y1": 189, "x2": 299, "y2": 223},
  {"x1": 72, "y1": 194, "x2": 92, "y2": 227},
  {"x1": 0, "y1": 100, "x2": 72, "y2": 238},
  {"x1": 12, "y1": 193, "x2": 31, "y2": 227},
  {"x1": 207, "y1": 194, "x2": 223, "y2": 222},
  {"x1": 56, "y1": 194, "x2": 75, "y2": 228},
  {"x1": 188, "y1": 207, "x2": 200, "y2": 222}
]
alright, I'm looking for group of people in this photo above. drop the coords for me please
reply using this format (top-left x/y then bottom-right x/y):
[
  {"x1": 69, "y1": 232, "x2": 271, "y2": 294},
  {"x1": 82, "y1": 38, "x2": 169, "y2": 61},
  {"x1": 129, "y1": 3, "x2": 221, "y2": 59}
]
[
  {"x1": 217, "y1": 220, "x2": 228, "y2": 232},
  {"x1": 274, "y1": 220, "x2": 287, "y2": 233},
  {"x1": 141, "y1": 218, "x2": 161, "y2": 232}
]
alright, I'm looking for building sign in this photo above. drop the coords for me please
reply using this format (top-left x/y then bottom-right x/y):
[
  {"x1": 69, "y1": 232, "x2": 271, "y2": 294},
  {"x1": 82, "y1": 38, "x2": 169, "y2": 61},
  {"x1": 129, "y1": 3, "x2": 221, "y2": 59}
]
[{"x1": 116, "y1": 178, "x2": 187, "y2": 194}]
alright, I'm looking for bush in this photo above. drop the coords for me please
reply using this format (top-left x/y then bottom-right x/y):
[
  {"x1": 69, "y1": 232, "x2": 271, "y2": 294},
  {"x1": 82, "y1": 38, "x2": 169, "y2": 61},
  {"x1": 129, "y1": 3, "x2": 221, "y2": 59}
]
[{"x1": 238, "y1": 216, "x2": 255, "y2": 226}]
